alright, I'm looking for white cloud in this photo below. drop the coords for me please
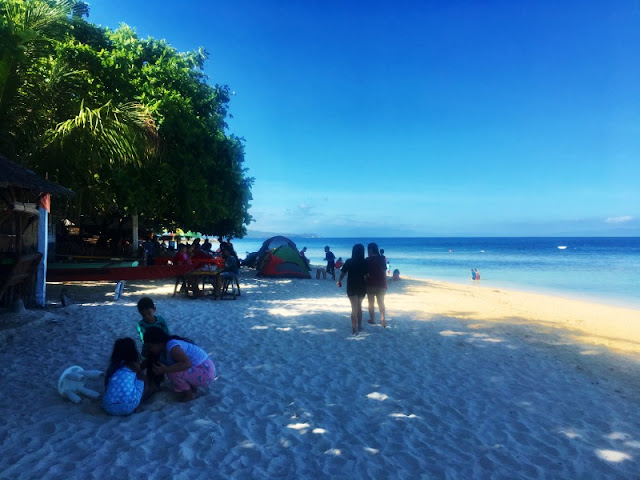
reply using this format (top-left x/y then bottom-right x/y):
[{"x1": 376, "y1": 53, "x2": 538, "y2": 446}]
[
  {"x1": 605, "y1": 216, "x2": 633, "y2": 224},
  {"x1": 282, "y1": 203, "x2": 316, "y2": 218}
]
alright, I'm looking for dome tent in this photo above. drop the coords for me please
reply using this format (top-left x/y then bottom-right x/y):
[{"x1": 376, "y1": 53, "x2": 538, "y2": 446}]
[{"x1": 255, "y1": 236, "x2": 311, "y2": 278}]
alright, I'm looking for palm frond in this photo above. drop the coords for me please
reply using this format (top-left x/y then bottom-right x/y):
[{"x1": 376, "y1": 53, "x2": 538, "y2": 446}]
[
  {"x1": 71, "y1": 1, "x2": 89, "y2": 18},
  {"x1": 3, "y1": 0, "x2": 74, "y2": 36},
  {"x1": 48, "y1": 100, "x2": 157, "y2": 165}
]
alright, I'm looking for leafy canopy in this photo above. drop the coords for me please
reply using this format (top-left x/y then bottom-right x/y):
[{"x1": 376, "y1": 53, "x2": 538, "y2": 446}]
[{"x1": 0, "y1": 0, "x2": 253, "y2": 237}]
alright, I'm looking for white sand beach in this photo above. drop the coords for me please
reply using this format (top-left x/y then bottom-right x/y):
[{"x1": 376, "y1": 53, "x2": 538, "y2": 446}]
[{"x1": 1, "y1": 273, "x2": 640, "y2": 479}]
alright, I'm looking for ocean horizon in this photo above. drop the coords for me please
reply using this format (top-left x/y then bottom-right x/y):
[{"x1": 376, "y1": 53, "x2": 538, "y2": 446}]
[{"x1": 231, "y1": 236, "x2": 640, "y2": 309}]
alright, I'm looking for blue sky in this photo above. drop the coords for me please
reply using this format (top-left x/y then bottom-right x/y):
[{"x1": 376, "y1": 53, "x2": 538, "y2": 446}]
[{"x1": 89, "y1": 0, "x2": 639, "y2": 237}]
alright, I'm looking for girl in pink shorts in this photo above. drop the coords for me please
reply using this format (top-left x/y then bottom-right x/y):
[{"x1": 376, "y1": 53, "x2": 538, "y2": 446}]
[{"x1": 144, "y1": 327, "x2": 216, "y2": 402}]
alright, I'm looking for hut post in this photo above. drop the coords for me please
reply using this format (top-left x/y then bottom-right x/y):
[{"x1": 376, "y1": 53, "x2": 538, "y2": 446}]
[
  {"x1": 132, "y1": 213, "x2": 139, "y2": 258},
  {"x1": 16, "y1": 208, "x2": 22, "y2": 255},
  {"x1": 35, "y1": 202, "x2": 48, "y2": 307}
]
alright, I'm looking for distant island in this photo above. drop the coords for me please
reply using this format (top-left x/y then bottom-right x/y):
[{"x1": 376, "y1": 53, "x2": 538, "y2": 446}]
[{"x1": 245, "y1": 230, "x2": 320, "y2": 239}]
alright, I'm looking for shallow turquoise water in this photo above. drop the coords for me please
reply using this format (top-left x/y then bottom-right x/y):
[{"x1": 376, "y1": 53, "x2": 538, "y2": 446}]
[{"x1": 231, "y1": 237, "x2": 640, "y2": 309}]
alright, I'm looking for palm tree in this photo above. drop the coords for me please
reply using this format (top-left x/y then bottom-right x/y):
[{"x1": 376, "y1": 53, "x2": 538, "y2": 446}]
[
  {"x1": 49, "y1": 99, "x2": 157, "y2": 168},
  {"x1": 0, "y1": 0, "x2": 157, "y2": 213},
  {"x1": 0, "y1": 0, "x2": 80, "y2": 109},
  {"x1": 0, "y1": 0, "x2": 90, "y2": 159}
]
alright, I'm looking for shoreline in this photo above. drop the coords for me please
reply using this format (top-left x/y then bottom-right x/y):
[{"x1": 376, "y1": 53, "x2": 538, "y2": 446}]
[
  {"x1": 403, "y1": 274, "x2": 640, "y2": 312},
  {"x1": 392, "y1": 275, "x2": 640, "y2": 355},
  {"x1": 247, "y1": 236, "x2": 640, "y2": 310},
  {"x1": 400, "y1": 272, "x2": 640, "y2": 310}
]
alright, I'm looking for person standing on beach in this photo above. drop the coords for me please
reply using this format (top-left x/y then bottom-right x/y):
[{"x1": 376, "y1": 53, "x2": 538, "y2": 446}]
[
  {"x1": 143, "y1": 234, "x2": 158, "y2": 266},
  {"x1": 366, "y1": 242, "x2": 387, "y2": 327},
  {"x1": 337, "y1": 244, "x2": 368, "y2": 335},
  {"x1": 380, "y1": 248, "x2": 390, "y2": 275},
  {"x1": 324, "y1": 246, "x2": 336, "y2": 280}
]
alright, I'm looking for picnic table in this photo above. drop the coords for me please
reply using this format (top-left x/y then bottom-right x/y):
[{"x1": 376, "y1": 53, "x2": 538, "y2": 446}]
[{"x1": 173, "y1": 269, "x2": 221, "y2": 298}]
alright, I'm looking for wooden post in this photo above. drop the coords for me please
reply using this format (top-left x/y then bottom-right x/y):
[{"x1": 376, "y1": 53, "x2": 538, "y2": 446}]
[
  {"x1": 16, "y1": 211, "x2": 22, "y2": 255},
  {"x1": 132, "y1": 213, "x2": 139, "y2": 258},
  {"x1": 35, "y1": 206, "x2": 48, "y2": 307}
]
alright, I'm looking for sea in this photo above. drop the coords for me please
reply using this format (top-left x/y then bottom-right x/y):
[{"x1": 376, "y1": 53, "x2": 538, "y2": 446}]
[{"x1": 230, "y1": 237, "x2": 640, "y2": 309}]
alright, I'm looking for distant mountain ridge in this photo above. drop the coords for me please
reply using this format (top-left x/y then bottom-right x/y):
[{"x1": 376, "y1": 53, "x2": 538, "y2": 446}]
[{"x1": 245, "y1": 230, "x2": 320, "y2": 239}]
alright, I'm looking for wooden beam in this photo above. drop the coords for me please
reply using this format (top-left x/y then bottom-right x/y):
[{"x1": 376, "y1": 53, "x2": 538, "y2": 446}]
[{"x1": 8, "y1": 202, "x2": 39, "y2": 216}]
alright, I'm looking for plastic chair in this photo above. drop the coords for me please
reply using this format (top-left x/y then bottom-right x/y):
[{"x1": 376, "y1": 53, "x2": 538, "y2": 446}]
[{"x1": 219, "y1": 274, "x2": 240, "y2": 300}]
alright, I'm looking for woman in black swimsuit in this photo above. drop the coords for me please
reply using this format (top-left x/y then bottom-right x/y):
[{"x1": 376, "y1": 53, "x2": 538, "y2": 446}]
[{"x1": 337, "y1": 243, "x2": 368, "y2": 335}]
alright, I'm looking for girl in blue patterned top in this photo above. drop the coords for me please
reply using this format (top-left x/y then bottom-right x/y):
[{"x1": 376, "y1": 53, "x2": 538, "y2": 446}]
[{"x1": 102, "y1": 338, "x2": 146, "y2": 415}]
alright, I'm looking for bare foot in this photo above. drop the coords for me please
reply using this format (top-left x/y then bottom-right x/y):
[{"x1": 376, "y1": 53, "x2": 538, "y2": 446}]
[{"x1": 179, "y1": 390, "x2": 195, "y2": 402}]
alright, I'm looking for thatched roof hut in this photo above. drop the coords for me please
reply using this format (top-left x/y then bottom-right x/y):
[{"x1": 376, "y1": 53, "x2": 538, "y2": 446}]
[
  {"x1": 1, "y1": 155, "x2": 74, "y2": 253},
  {"x1": 0, "y1": 155, "x2": 74, "y2": 197},
  {"x1": 0, "y1": 155, "x2": 74, "y2": 308}
]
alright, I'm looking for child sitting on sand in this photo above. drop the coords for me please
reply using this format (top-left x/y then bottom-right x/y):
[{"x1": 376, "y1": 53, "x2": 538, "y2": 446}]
[
  {"x1": 299, "y1": 247, "x2": 310, "y2": 267},
  {"x1": 144, "y1": 327, "x2": 216, "y2": 402},
  {"x1": 136, "y1": 297, "x2": 169, "y2": 388},
  {"x1": 392, "y1": 269, "x2": 400, "y2": 281},
  {"x1": 102, "y1": 338, "x2": 146, "y2": 416}
]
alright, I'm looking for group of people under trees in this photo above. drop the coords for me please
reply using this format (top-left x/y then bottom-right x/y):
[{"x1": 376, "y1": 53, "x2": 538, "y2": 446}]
[
  {"x1": 143, "y1": 235, "x2": 235, "y2": 266},
  {"x1": 166, "y1": 236, "x2": 239, "y2": 297},
  {"x1": 337, "y1": 242, "x2": 389, "y2": 335},
  {"x1": 102, "y1": 297, "x2": 215, "y2": 415}
]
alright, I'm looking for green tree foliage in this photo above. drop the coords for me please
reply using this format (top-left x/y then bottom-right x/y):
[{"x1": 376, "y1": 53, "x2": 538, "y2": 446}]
[{"x1": 0, "y1": 0, "x2": 253, "y2": 237}]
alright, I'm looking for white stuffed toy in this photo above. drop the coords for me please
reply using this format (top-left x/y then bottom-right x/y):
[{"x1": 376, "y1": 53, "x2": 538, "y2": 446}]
[{"x1": 58, "y1": 365, "x2": 103, "y2": 404}]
